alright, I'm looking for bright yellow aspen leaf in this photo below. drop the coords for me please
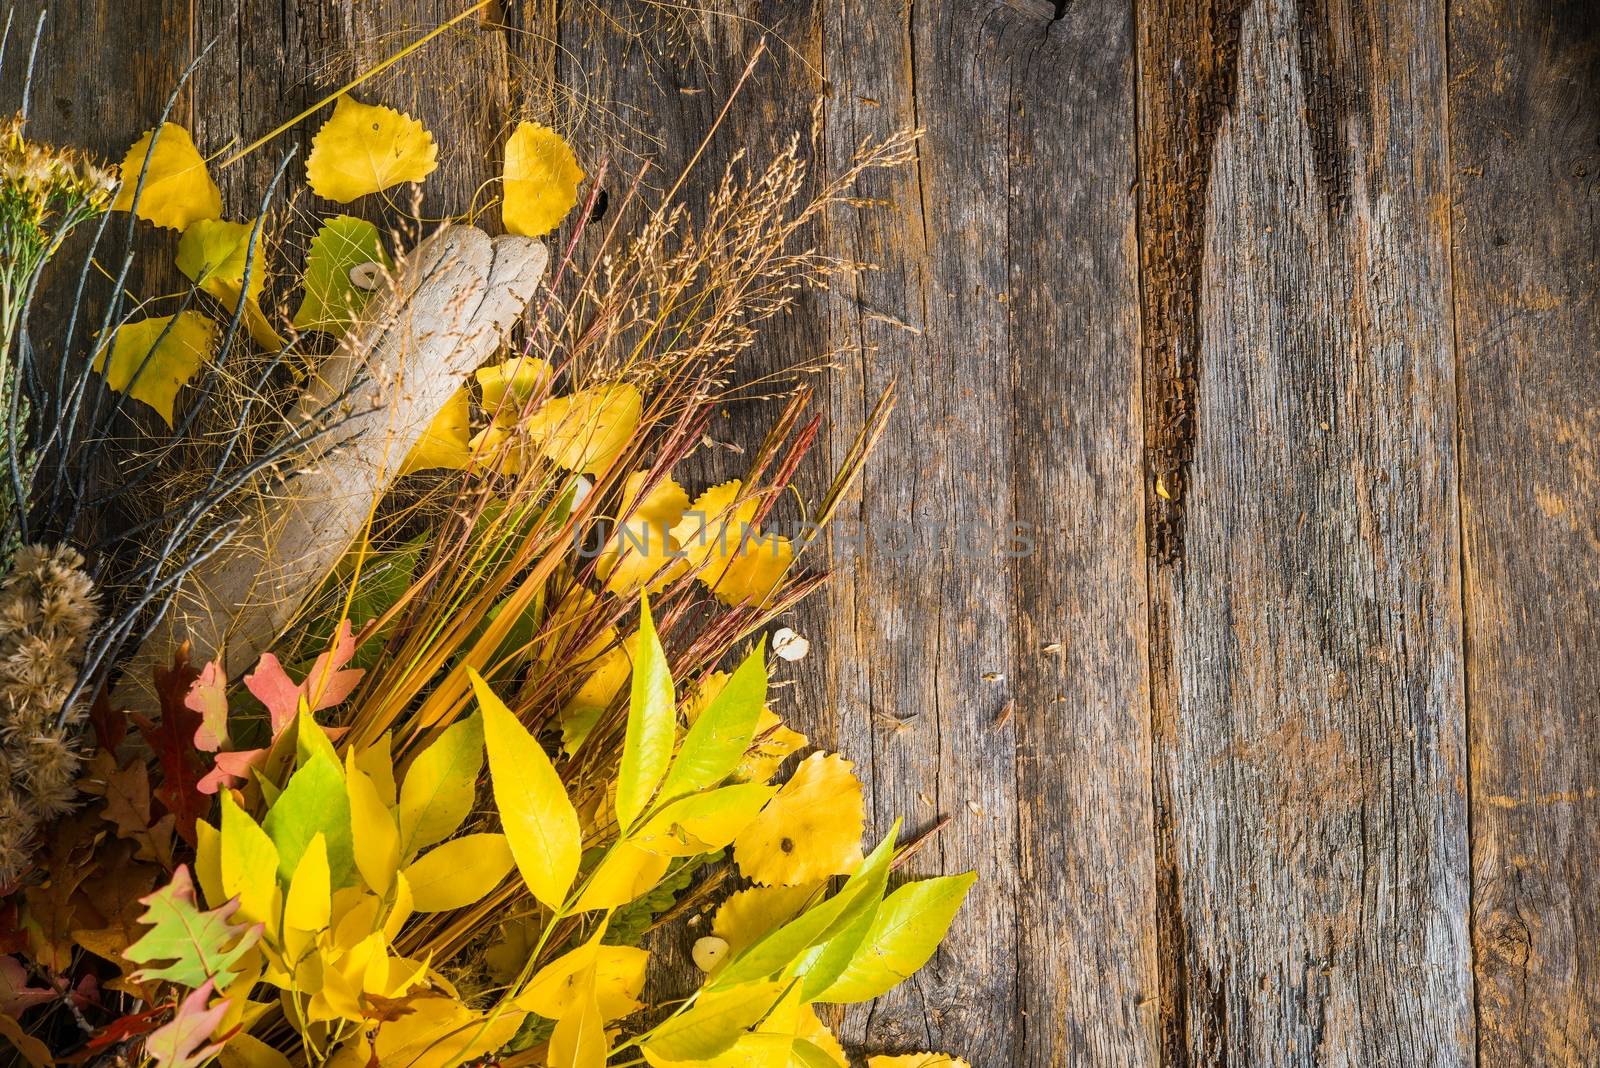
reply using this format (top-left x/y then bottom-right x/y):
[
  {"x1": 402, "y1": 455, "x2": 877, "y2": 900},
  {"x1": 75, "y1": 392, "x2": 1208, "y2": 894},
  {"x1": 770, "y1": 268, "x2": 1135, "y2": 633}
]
[
  {"x1": 176, "y1": 217, "x2": 284, "y2": 350},
  {"x1": 573, "y1": 841, "x2": 671, "y2": 911},
  {"x1": 477, "y1": 355, "x2": 552, "y2": 413},
  {"x1": 598, "y1": 471, "x2": 693, "y2": 594},
  {"x1": 711, "y1": 883, "x2": 820, "y2": 957},
  {"x1": 733, "y1": 752, "x2": 865, "y2": 886},
  {"x1": 515, "y1": 939, "x2": 648, "y2": 1022},
  {"x1": 403, "y1": 832, "x2": 515, "y2": 912},
  {"x1": 113, "y1": 122, "x2": 222, "y2": 230},
  {"x1": 707, "y1": 530, "x2": 794, "y2": 608},
  {"x1": 524, "y1": 383, "x2": 641, "y2": 475},
  {"x1": 306, "y1": 95, "x2": 439, "y2": 204},
  {"x1": 401, "y1": 387, "x2": 472, "y2": 474},
  {"x1": 669, "y1": 480, "x2": 756, "y2": 572},
  {"x1": 94, "y1": 311, "x2": 218, "y2": 427},
  {"x1": 502, "y1": 120, "x2": 585, "y2": 237},
  {"x1": 866, "y1": 1056, "x2": 971, "y2": 1068},
  {"x1": 284, "y1": 832, "x2": 332, "y2": 932},
  {"x1": 345, "y1": 755, "x2": 400, "y2": 893},
  {"x1": 472, "y1": 668, "x2": 582, "y2": 909}
]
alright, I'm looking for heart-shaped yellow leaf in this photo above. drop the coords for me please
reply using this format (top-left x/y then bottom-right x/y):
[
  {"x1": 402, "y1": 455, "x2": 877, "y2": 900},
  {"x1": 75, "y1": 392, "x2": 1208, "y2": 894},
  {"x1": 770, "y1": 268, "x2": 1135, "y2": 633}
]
[
  {"x1": 502, "y1": 120, "x2": 585, "y2": 237},
  {"x1": 733, "y1": 752, "x2": 864, "y2": 887},
  {"x1": 113, "y1": 122, "x2": 222, "y2": 230},
  {"x1": 94, "y1": 311, "x2": 218, "y2": 426},
  {"x1": 524, "y1": 383, "x2": 641, "y2": 475},
  {"x1": 306, "y1": 95, "x2": 438, "y2": 204}
]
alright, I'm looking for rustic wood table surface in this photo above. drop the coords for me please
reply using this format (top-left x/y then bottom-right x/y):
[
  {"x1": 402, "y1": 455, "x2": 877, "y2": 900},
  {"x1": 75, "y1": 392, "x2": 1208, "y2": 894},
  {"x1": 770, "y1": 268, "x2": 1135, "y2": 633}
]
[{"x1": 10, "y1": 1, "x2": 1598, "y2": 1065}]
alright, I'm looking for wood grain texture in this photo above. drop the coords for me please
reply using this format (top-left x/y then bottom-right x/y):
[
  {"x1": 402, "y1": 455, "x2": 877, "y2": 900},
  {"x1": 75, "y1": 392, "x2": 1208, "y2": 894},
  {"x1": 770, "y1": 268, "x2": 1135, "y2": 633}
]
[
  {"x1": 1449, "y1": 2, "x2": 1600, "y2": 1063},
  {"x1": 12, "y1": 0, "x2": 1600, "y2": 1064},
  {"x1": 1137, "y1": 0, "x2": 1474, "y2": 1064}
]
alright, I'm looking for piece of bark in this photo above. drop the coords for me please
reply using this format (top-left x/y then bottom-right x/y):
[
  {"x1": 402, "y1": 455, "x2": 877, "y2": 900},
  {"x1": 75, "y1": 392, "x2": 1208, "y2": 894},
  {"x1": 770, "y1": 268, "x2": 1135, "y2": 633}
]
[{"x1": 116, "y1": 225, "x2": 547, "y2": 711}]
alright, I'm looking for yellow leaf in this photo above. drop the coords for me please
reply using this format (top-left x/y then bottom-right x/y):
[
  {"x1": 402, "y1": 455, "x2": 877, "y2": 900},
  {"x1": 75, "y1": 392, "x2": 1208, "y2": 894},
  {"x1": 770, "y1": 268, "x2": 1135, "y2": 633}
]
[
  {"x1": 707, "y1": 531, "x2": 794, "y2": 609},
  {"x1": 371, "y1": 995, "x2": 523, "y2": 1068},
  {"x1": 573, "y1": 842, "x2": 671, "y2": 912},
  {"x1": 866, "y1": 1056, "x2": 971, "y2": 1068},
  {"x1": 397, "y1": 713, "x2": 484, "y2": 858},
  {"x1": 194, "y1": 818, "x2": 224, "y2": 908},
  {"x1": 113, "y1": 122, "x2": 222, "y2": 230},
  {"x1": 354, "y1": 731, "x2": 397, "y2": 807},
  {"x1": 383, "y1": 872, "x2": 414, "y2": 942},
  {"x1": 401, "y1": 387, "x2": 472, "y2": 474},
  {"x1": 284, "y1": 832, "x2": 331, "y2": 932},
  {"x1": 477, "y1": 355, "x2": 553, "y2": 414},
  {"x1": 218, "y1": 1032, "x2": 293, "y2": 1068},
  {"x1": 220, "y1": 790, "x2": 281, "y2": 931},
  {"x1": 345, "y1": 754, "x2": 400, "y2": 893},
  {"x1": 94, "y1": 311, "x2": 217, "y2": 427},
  {"x1": 306, "y1": 95, "x2": 438, "y2": 203},
  {"x1": 175, "y1": 217, "x2": 284, "y2": 350},
  {"x1": 641, "y1": 981, "x2": 787, "y2": 1063},
  {"x1": 524, "y1": 383, "x2": 641, "y2": 475},
  {"x1": 733, "y1": 753, "x2": 864, "y2": 886},
  {"x1": 711, "y1": 884, "x2": 820, "y2": 957},
  {"x1": 515, "y1": 939, "x2": 647, "y2": 1022},
  {"x1": 472, "y1": 669, "x2": 581, "y2": 908},
  {"x1": 598, "y1": 472, "x2": 692, "y2": 594},
  {"x1": 403, "y1": 833, "x2": 515, "y2": 912},
  {"x1": 502, "y1": 120, "x2": 585, "y2": 237}
]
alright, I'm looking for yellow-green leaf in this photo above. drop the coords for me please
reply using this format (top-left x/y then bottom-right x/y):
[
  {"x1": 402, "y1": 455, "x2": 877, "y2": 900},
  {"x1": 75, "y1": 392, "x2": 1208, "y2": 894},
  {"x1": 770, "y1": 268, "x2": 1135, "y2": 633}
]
[
  {"x1": 113, "y1": 122, "x2": 222, "y2": 230},
  {"x1": 402, "y1": 833, "x2": 515, "y2": 912},
  {"x1": 637, "y1": 783, "x2": 775, "y2": 857},
  {"x1": 502, "y1": 120, "x2": 584, "y2": 237},
  {"x1": 283, "y1": 833, "x2": 331, "y2": 932},
  {"x1": 811, "y1": 872, "x2": 975, "y2": 1003},
  {"x1": 471, "y1": 668, "x2": 580, "y2": 909},
  {"x1": 262, "y1": 753, "x2": 356, "y2": 890},
  {"x1": 219, "y1": 790, "x2": 280, "y2": 931},
  {"x1": 345, "y1": 753, "x2": 400, "y2": 893},
  {"x1": 641, "y1": 981, "x2": 786, "y2": 1063},
  {"x1": 660, "y1": 642, "x2": 767, "y2": 801},
  {"x1": 175, "y1": 217, "x2": 284, "y2": 350},
  {"x1": 397, "y1": 713, "x2": 483, "y2": 859},
  {"x1": 292, "y1": 215, "x2": 392, "y2": 336},
  {"x1": 94, "y1": 312, "x2": 217, "y2": 427},
  {"x1": 306, "y1": 95, "x2": 438, "y2": 203},
  {"x1": 616, "y1": 594, "x2": 675, "y2": 833}
]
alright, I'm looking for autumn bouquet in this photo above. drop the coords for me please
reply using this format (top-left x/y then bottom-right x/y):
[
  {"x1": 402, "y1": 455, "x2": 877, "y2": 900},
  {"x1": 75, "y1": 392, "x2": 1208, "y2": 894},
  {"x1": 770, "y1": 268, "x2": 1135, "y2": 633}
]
[{"x1": 0, "y1": 14, "x2": 970, "y2": 1068}]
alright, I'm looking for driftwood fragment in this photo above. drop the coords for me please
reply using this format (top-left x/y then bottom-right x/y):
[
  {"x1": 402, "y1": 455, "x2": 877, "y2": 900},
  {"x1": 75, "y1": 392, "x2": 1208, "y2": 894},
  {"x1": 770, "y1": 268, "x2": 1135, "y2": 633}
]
[{"x1": 116, "y1": 225, "x2": 547, "y2": 711}]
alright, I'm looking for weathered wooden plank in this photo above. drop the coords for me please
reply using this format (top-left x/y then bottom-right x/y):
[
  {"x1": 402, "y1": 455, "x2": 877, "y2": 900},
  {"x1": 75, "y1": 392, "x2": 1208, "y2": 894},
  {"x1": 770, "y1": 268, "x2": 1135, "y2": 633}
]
[
  {"x1": 1003, "y1": 4, "x2": 1156, "y2": 1065},
  {"x1": 1136, "y1": 0, "x2": 1474, "y2": 1063},
  {"x1": 1448, "y1": 2, "x2": 1600, "y2": 1063}
]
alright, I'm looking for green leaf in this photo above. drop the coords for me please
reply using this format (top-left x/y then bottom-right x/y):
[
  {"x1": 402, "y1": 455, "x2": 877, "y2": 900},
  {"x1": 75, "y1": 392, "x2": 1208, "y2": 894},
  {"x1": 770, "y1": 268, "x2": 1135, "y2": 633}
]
[
  {"x1": 640, "y1": 980, "x2": 786, "y2": 1062},
  {"x1": 659, "y1": 642, "x2": 767, "y2": 802},
  {"x1": 472, "y1": 667, "x2": 581, "y2": 908},
  {"x1": 810, "y1": 871, "x2": 976, "y2": 1003},
  {"x1": 219, "y1": 790, "x2": 279, "y2": 928},
  {"x1": 712, "y1": 821, "x2": 899, "y2": 990},
  {"x1": 125, "y1": 865, "x2": 262, "y2": 989},
  {"x1": 616, "y1": 594, "x2": 675, "y2": 832},
  {"x1": 397, "y1": 712, "x2": 484, "y2": 858},
  {"x1": 796, "y1": 882, "x2": 881, "y2": 1000},
  {"x1": 291, "y1": 215, "x2": 392, "y2": 335},
  {"x1": 792, "y1": 1039, "x2": 844, "y2": 1068},
  {"x1": 263, "y1": 753, "x2": 355, "y2": 889}
]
